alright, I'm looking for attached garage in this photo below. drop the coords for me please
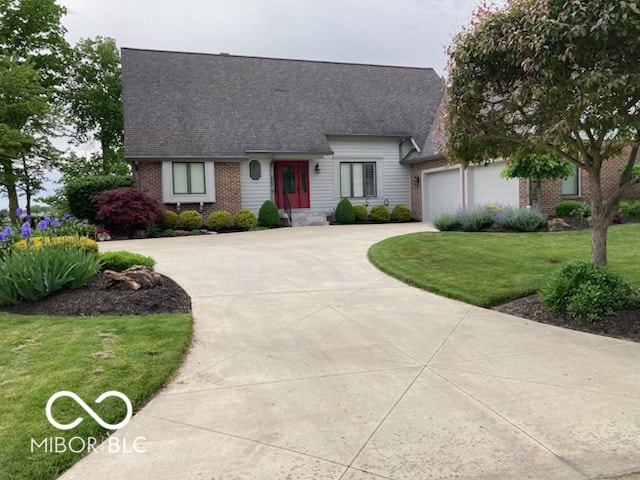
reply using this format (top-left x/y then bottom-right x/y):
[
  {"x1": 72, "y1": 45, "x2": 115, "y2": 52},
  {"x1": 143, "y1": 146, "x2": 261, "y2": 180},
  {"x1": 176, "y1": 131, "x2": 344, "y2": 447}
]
[
  {"x1": 422, "y1": 167, "x2": 462, "y2": 221},
  {"x1": 466, "y1": 161, "x2": 519, "y2": 208}
]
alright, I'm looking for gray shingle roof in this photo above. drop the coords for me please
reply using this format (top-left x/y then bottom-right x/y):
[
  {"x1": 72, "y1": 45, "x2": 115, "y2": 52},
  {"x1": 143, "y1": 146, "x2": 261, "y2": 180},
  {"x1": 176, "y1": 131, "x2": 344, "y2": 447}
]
[{"x1": 122, "y1": 48, "x2": 444, "y2": 159}]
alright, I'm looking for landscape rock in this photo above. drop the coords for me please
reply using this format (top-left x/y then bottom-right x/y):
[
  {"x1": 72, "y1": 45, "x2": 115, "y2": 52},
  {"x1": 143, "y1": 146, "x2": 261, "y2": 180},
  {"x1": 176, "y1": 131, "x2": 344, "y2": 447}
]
[
  {"x1": 103, "y1": 265, "x2": 163, "y2": 290},
  {"x1": 547, "y1": 218, "x2": 571, "y2": 232},
  {"x1": 96, "y1": 232, "x2": 112, "y2": 241}
]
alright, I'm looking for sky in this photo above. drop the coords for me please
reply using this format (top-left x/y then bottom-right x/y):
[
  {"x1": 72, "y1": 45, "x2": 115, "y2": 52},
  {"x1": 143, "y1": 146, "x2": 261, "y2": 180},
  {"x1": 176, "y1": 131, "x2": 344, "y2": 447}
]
[{"x1": 4, "y1": 0, "x2": 488, "y2": 210}]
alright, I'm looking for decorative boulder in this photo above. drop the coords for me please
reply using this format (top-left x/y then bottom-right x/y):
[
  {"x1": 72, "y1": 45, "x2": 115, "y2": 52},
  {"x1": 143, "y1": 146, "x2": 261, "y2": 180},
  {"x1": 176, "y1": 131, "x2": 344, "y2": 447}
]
[
  {"x1": 103, "y1": 265, "x2": 163, "y2": 290},
  {"x1": 547, "y1": 218, "x2": 571, "y2": 232}
]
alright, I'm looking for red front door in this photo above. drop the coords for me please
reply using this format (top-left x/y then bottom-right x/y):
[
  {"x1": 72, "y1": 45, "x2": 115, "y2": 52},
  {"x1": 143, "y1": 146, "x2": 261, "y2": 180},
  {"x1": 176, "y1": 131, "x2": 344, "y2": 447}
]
[{"x1": 274, "y1": 161, "x2": 310, "y2": 209}]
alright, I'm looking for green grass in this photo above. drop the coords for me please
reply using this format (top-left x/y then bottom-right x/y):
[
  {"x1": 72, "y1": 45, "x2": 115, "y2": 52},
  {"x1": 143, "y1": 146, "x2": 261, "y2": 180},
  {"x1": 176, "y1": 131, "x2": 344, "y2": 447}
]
[
  {"x1": 368, "y1": 224, "x2": 640, "y2": 308},
  {"x1": 0, "y1": 312, "x2": 192, "y2": 480}
]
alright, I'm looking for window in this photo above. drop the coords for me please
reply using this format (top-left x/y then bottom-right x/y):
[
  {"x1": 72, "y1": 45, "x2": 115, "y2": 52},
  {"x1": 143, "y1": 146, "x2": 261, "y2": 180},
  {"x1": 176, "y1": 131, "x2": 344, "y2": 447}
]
[
  {"x1": 340, "y1": 162, "x2": 376, "y2": 197},
  {"x1": 249, "y1": 159, "x2": 261, "y2": 181},
  {"x1": 562, "y1": 165, "x2": 579, "y2": 195},
  {"x1": 173, "y1": 162, "x2": 205, "y2": 194}
]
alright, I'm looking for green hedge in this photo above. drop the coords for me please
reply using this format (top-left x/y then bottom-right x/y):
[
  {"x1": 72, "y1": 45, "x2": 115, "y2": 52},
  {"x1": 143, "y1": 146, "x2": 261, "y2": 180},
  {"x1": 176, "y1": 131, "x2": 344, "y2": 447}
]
[{"x1": 65, "y1": 175, "x2": 133, "y2": 222}]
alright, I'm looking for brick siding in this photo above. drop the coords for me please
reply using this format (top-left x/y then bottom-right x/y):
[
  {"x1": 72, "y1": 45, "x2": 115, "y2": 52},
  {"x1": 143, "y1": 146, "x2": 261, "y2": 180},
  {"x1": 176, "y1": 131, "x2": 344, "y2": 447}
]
[
  {"x1": 537, "y1": 152, "x2": 640, "y2": 214},
  {"x1": 136, "y1": 161, "x2": 242, "y2": 222}
]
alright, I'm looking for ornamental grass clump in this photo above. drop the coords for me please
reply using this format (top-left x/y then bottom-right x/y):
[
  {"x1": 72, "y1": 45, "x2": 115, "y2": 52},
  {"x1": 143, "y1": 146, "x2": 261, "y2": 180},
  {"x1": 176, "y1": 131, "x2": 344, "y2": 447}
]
[
  {"x1": 433, "y1": 212, "x2": 461, "y2": 231},
  {"x1": 0, "y1": 247, "x2": 102, "y2": 306},
  {"x1": 456, "y1": 207, "x2": 494, "y2": 231},
  {"x1": 499, "y1": 207, "x2": 547, "y2": 232}
]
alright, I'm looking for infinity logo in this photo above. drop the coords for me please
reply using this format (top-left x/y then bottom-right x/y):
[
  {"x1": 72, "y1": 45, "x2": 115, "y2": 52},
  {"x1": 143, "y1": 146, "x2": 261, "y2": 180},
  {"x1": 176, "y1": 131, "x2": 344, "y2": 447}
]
[{"x1": 46, "y1": 391, "x2": 133, "y2": 431}]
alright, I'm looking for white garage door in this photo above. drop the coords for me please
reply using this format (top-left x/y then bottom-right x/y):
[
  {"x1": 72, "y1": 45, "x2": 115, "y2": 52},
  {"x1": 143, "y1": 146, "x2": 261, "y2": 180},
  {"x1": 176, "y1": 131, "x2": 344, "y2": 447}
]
[
  {"x1": 466, "y1": 161, "x2": 519, "y2": 208},
  {"x1": 423, "y1": 168, "x2": 462, "y2": 222}
]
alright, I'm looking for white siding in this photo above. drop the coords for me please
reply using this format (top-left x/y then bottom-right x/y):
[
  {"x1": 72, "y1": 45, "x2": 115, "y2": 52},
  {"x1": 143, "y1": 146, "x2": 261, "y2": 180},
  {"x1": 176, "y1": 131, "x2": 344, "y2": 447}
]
[
  {"x1": 240, "y1": 157, "x2": 272, "y2": 214},
  {"x1": 309, "y1": 137, "x2": 410, "y2": 213}
]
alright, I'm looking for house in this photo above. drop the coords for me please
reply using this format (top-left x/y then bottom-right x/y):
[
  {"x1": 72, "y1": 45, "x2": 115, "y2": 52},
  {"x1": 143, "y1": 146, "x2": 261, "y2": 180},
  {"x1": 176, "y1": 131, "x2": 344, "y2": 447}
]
[{"x1": 122, "y1": 48, "x2": 639, "y2": 224}]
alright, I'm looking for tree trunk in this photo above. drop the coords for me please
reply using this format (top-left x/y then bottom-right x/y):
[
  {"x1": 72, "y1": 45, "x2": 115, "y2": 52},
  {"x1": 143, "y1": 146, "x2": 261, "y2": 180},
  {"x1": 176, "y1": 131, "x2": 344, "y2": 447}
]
[
  {"x1": 536, "y1": 178, "x2": 542, "y2": 210},
  {"x1": 588, "y1": 167, "x2": 608, "y2": 265},
  {"x1": 7, "y1": 181, "x2": 19, "y2": 225}
]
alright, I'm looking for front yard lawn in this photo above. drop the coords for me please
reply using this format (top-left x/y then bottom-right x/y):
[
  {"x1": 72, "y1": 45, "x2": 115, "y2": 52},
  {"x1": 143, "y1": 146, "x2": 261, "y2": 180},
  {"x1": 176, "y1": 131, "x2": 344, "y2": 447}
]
[
  {"x1": 0, "y1": 312, "x2": 192, "y2": 480},
  {"x1": 368, "y1": 224, "x2": 640, "y2": 308}
]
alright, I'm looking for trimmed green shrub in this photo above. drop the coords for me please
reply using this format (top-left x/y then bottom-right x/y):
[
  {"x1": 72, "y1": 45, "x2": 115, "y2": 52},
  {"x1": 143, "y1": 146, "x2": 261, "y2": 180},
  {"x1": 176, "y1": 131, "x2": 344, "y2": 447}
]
[
  {"x1": 335, "y1": 198, "x2": 356, "y2": 224},
  {"x1": 65, "y1": 175, "x2": 132, "y2": 222},
  {"x1": 207, "y1": 210, "x2": 233, "y2": 230},
  {"x1": 158, "y1": 210, "x2": 178, "y2": 229},
  {"x1": 434, "y1": 212, "x2": 461, "y2": 231},
  {"x1": 258, "y1": 200, "x2": 280, "y2": 228},
  {"x1": 235, "y1": 209, "x2": 257, "y2": 230},
  {"x1": 619, "y1": 200, "x2": 640, "y2": 218},
  {"x1": 555, "y1": 200, "x2": 590, "y2": 218},
  {"x1": 541, "y1": 262, "x2": 640, "y2": 322},
  {"x1": 161, "y1": 229, "x2": 175, "y2": 237},
  {"x1": 370, "y1": 205, "x2": 390, "y2": 223},
  {"x1": 94, "y1": 187, "x2": 164, "y2": 233},
  {"x1": 100, "y1": 251, "x2": 156, "y2": 271},
  {"x1": 0, "y1": 247, "x2": 101, "y2": 306},
  {"x1": 353, "y1": 205, "x2": 368, "y2": 222},
  {"x1": 499, "y1": 207, "x2": 546, "y2": 232},
  {"x1": 391, "y1": 204, "x2": 412, "y2": 222},
  {"x1": 178, "y1": 210, "x2": 203, "y2": 230},
  {"x1": 458, "y1": 207, "x2": 494, "y2": 231}
]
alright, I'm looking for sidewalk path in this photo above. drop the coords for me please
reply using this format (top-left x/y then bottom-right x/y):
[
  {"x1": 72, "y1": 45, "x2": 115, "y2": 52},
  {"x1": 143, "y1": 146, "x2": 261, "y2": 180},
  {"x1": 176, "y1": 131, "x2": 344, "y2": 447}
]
[{"x1": 62, "y1": 224, "x2": 640, "y2": 479}]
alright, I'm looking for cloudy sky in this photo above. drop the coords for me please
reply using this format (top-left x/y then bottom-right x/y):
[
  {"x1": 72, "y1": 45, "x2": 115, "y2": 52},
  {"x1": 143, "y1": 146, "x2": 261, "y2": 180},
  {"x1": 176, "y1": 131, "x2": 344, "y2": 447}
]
[{"x1": 5, "y1": 0, "x2": 488, "y2": 210}]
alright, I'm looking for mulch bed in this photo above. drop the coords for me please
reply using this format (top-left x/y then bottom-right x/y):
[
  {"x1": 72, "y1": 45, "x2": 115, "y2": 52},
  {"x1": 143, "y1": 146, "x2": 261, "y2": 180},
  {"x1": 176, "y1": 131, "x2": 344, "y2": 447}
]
[
  {"x1": 1, "y1": 273, "x2": 191, "y2": 317},
  {"x1": 495, "y1": 294, "x2": 640, "y2": 343}
]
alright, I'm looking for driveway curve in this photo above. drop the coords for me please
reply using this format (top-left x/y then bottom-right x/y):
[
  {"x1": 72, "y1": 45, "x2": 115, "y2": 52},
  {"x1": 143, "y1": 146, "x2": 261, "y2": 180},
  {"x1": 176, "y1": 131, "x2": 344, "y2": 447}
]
[{"x1": 64, "y1": 224, "x2": 640, "y2": 480}]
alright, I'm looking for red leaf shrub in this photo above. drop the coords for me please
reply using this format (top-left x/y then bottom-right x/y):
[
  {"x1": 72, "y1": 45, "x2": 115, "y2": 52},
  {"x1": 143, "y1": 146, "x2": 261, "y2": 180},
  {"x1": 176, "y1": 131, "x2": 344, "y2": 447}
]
[{"x1": 93, "y1": 187, "x2": 164, "y2": 232}]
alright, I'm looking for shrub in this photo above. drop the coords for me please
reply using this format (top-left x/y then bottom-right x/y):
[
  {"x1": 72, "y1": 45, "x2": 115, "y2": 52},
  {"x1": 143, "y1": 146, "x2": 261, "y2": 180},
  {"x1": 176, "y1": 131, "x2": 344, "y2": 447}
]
[
  {"x1": 391, "y1": 204, "x2": 412, "y2": 222},
  {"x1": 335, "y1": 198, "x2": 355, "y2": 224},
  {"x1": 619, "y1": 200, "x2": 640, "y2": 218},
  {"x1": 161, "y1": 229, "x2": 175, "y2": 237},
  {"x1": 13, "y1": 236, "x2": 98, "y2": 253},
  {"x1": 0, "y1": 247, "x2": 101, "y2": 306},
  {"x1": 258, "y1": 200, "x2": 280, "y2": 228},
  {"x1": 234, "y1": 209, "x2": 257, "y2": 230},
  {"x1": 540, "y1": 262, "x2": 640, "y2": 322},
  {"x1": 177, "y1": 210, "x2": 203, "y2": 230},
  {"x1": 94, "y1": 187, "x2": 164, "y2": 233},
  {"x1": 434, "y1": 212, "x2": 461, "y2": 231},
  {"x1": 65, "y1": 175, "x2": 133, "y2": 222},
  {"x1": 158, "y1": 210, "x2": 178, "y2": 229},
  {"x1": 499, "y1": 208, "x2": 546, "y2": 232},
  {"x1": 555, "y1": 200, "x2": 591, "y2": 219},
  {"x1": 457, "y1": 207, "x2": 494, "y2": 231},
  {"x1": 208, "y1": 210, "x2": 233, "y2": 230},
  {"x1": 353, "y1": 205, "x2": 368, "y2": 222},
  {"x1": 100, "y1": 251, "x2": 156, "y2": 272},
  {"x1": 370, "y1": 205, "x2": 390, "y2": 223}
]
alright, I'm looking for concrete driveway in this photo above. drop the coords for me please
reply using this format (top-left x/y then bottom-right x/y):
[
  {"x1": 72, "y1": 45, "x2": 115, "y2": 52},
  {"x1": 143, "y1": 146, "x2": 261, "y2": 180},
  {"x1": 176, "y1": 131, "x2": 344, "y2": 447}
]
[{"x1": 63, "y1": 224, "x2": 640, "y2": 479}]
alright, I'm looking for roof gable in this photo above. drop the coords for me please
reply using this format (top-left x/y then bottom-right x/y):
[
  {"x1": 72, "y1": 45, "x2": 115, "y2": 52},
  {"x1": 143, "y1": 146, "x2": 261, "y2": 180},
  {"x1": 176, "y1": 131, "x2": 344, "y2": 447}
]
[{"x1": 122, "y1": 49, "x2": 443, "y2": 158}]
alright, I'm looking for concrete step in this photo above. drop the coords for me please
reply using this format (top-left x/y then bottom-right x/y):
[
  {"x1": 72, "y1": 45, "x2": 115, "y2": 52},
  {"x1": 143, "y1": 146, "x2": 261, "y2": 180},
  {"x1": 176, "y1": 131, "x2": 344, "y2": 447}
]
[{"x1": 281, "y1": 211, "x2": 330, "y2": 227}]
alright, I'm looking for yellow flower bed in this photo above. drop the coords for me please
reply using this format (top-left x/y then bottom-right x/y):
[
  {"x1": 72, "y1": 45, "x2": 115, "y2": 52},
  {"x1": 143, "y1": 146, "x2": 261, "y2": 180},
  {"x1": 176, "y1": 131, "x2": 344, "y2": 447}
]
[{"x1": 13, "y1": 236, "x2": 98, "y2": 253}]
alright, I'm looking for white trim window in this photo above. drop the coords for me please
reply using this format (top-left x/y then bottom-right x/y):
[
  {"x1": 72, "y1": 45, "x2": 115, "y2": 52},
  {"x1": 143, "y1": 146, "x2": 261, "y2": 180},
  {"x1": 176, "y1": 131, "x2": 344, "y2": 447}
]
[
  {"x1": 340, "y1": 162, "x2": 377, "y2": 198},
  {"x1": 162, "y1": 161, "x2": 215, "y2": 203},
  {"x1": 562, "y1": 165, "x2": 580, "y2": 195},
  {"x1": 173, "y1": 162, "x2": 205, "y2": 194}
]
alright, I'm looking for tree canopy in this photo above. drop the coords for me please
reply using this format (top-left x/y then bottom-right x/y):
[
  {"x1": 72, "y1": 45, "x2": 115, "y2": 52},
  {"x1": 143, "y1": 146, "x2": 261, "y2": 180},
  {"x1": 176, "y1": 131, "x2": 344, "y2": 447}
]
[
  {"x1": 0, "y1": 0, "x2": 68, "y2": 221},
  {"x1": 445, "y1": 0, "x2": 640, "y2": 264},
  {"x1": 65, "y1": 36, "x2": 126, "y2": 175}
]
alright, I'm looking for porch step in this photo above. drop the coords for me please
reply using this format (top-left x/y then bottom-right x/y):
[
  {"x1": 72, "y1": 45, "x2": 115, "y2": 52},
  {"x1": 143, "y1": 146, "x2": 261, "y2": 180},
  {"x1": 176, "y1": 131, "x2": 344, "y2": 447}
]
[{"x1": 281, "y1": 211, "x2": 330, "y2": 227}]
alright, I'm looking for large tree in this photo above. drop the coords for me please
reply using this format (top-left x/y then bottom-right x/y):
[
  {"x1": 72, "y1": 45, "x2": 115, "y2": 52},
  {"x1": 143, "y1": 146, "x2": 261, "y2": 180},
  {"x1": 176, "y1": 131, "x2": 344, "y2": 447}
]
[
  {"x1": 445, "y1": 0, "x2": 640, "y2": 265},
  {"x1": 0, "y1": 0, "x2": 68, "y2": 223},
  {"x1": 65, "y1": 36, "x2": 126, "y2": 175}
]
